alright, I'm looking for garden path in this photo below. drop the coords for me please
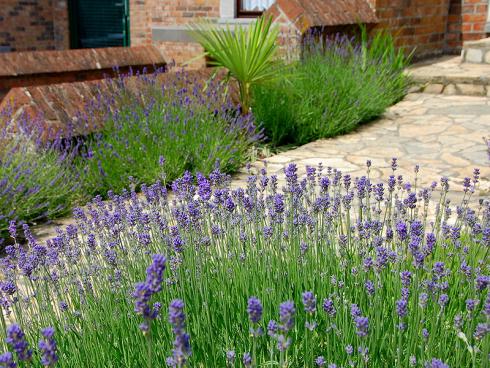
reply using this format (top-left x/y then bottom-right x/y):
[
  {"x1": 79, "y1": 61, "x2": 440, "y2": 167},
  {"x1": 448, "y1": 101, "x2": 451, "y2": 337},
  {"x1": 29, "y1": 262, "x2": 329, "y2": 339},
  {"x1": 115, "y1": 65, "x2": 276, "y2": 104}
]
[
  {"x1": 234, "y1": 93, "x2": 490, "y2": 204},
  {"x1": 32, "y1": 93, "x2": 490, "y2": 242}
]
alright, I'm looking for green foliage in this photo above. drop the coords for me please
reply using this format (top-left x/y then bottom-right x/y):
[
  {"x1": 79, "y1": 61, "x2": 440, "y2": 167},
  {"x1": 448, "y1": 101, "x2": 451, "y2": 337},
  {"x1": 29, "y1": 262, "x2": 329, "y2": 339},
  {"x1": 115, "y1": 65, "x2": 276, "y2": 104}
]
[
  {"x1": 0, "y1": 135, "x2": 82, "y2": 235},
  {"x1": 1, "y1": 166, "x2": 487, "y2": 367},
  {"x1": 253, "y1": 29, "x2": 411, "y2": 146},
  {"x1": 78, "y1": 73, "x2": 259, "y2": 196},
  {"x1": 189, "y1": 16, "x2": 283, "y2": 113}
]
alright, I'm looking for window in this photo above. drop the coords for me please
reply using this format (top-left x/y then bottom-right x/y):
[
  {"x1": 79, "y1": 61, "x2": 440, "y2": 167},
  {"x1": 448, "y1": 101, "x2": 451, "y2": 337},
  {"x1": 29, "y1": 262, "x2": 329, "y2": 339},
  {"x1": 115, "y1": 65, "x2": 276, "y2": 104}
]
[
  {"x1": 237, "y1": 0, "x2": 274, "y2": 17},
  {"x1": 68, "y1": 0, "x2": 130, "y2": 48}
]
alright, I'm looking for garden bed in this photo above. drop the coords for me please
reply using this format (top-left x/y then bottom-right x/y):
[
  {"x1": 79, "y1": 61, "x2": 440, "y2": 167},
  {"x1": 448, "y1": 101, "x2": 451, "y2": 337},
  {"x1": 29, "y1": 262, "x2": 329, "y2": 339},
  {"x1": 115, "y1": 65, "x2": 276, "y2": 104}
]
[{"x1": 0, "y1": 163, "x2": 488, "y2": 367}]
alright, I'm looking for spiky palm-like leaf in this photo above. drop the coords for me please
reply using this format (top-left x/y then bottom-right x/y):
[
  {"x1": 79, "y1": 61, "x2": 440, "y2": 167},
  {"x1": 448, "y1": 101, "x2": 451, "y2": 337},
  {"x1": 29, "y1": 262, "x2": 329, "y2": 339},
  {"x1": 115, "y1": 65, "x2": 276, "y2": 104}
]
[{"x1": 188, "y1": 16, "x2": 282, "y2": 113}]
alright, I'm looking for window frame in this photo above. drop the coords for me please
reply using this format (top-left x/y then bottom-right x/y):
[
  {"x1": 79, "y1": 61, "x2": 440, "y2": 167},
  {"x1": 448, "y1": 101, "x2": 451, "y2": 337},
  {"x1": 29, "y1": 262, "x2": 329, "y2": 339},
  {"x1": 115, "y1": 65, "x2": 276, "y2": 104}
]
[{"x1": 236, "y1": 0, "x2": 265, "y2": 18}]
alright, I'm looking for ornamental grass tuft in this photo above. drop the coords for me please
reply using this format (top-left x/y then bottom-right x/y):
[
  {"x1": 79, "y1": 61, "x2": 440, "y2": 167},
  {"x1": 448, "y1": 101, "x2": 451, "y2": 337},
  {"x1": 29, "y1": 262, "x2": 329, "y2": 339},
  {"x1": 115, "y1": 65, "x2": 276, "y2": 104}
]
[
  {"x1": 0, "y1": 160, "x2": 488, "y2": 367},
  {"x1": 253, "y1": 29, "x2": 411, "y2": 146}
]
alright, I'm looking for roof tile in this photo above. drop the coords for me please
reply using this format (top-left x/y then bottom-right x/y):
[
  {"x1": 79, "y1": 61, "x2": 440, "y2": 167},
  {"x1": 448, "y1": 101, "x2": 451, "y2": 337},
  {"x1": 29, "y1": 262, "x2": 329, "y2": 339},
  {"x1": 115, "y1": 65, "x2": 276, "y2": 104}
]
[{"x1": 272, "y1": 0, "x2": 378, "y2": 28}]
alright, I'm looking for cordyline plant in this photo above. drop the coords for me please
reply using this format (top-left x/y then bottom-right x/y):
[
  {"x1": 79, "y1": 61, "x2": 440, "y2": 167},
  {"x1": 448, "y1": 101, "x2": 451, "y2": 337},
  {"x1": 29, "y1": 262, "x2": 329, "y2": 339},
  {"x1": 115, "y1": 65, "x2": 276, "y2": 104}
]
[
  {"x1": 188, "y1": 16, "x2": 282, "y2": 114},
  {"x1": 0, "y1": 160, "x2": 488, "y2": 367}
]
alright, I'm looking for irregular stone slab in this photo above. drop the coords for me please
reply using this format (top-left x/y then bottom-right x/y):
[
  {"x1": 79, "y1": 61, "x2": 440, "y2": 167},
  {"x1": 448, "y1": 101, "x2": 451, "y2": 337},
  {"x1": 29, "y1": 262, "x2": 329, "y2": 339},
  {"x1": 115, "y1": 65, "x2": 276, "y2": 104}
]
[
  {"x1": 424, "y1": 84, "x2": 444, "y2": 94},
  {"x1": 428, "y1": 103, "x2": 490, "y2": 115},
  {"x1": 408, "y1": 56, "x2": 490, "y2": 95}
]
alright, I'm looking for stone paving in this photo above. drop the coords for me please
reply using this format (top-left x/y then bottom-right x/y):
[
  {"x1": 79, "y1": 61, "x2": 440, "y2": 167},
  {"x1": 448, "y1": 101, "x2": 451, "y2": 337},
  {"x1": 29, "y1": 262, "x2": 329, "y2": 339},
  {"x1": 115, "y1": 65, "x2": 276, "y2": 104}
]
[
  {"x1": 233, "y1": 93, "x2": 490, "y2": 202},
  {"x1": 32, "y1": 92, "x2": 490, "y2": 241},
  {"x1": 408, "y1": 56, "x2": 490, "y2": 96}
]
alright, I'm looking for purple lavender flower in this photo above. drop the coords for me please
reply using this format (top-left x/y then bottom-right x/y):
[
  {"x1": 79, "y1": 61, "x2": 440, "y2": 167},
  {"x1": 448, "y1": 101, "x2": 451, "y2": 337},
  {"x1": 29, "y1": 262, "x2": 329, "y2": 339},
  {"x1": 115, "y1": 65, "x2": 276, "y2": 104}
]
[
  {"x1": 466, "y1": 299, "x2": 477, "y2": 312},
  {"x1": 396, "y1": 298, "x2": 408, "y2": 318},
  {"x1": 424, "y1": 358, "x2": 449, "y2": 368},
  {"x1": 438, "y1": 294, "x2": 449, "y2": 308},
  {"x1": 6, "y1": 324, "x2": 32, "y2": 362},
  {"x1": 323, "y1": 299, "x2": 336, "y2": 317},
  {"x1": 168, "y1": 299, "x2": 191, "y2": 366},
  {"x1": 345, "y1": 345, "x2": 353, "y2": 355},
  {"x1": 484, "y1": 292, "x2": 490, "y2": 317},
  {"x1": 276, "y1": 334, "x2": 291, "y2": 352},
  {"x1": 247, "y1": 297, "x2": 263, "y2": 324},
  {"x1": 354, "y1": 316, "x2": 369, "y2": 337},
  {"x1": 365, "y1": 280, "x2": 375, "y2": 296},
  {"x1": 133, "y1": 255, "x2": 167, "y2": 328},
  {"x1": 350, "y1": 304, "x2": 362, "y2": 318},
  {"x1": 0, "y1": 352, "x2": 16, "y2": 368},
  {"x1": 279, "y1": 301, "x2": 295, "y2": 332},
  {"x1": 243, "y1": 352, "x2": 252, "y2": 367},
  {"x1": 473, "y1": 323, "x2": 489, "y2": 340},
  {"x1": 267, "y1": 320, "x2": 279, "y2": 337},
  {"x1": 8, "y1": 220, "x2": 16, "y2": 239},
  {"x1": 38, "y1": 327, "x2": 58, "y2": 367},
  {"x1": 1, "y1": 281, "x2": 16, "y2": 296},
  {"x1": 400, "y1": 271, "x2": 412, "y2": 288},
  {"x1": 145, "y1": 254, "x2": 167, "y2": 293},
  {"x1": 315, "y1": 356, "x2": 326, "y2": 366},
  {"x1": 476, "y1": 275, "x2": 489, "y2": 291},
  {"x1": 391, "y1": 158, "x2": 398, "y2": 171},
  {"x1": 225, "y1": 350, "x2": 235, "y2": 367},
  {"x1": 302, "y1": 291, "x2": 316, "y2": 314}
]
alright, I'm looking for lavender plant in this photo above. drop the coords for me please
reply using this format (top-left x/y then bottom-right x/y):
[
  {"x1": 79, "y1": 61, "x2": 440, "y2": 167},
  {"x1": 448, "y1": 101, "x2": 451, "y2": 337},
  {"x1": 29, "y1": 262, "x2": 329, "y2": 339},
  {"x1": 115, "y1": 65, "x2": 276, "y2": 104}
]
[
  {"x1": 78, "y1": 69, "x2": 261, "y2": 196},
  {"x1": 0, "y1": 110, "x2": 83, "y2": 240},
  {"x1": 253, "y1": 30, "x2": 410, "y2": 146},
  {"x1": 0, "y1": 161, "x2": 488, "y2": 367}
]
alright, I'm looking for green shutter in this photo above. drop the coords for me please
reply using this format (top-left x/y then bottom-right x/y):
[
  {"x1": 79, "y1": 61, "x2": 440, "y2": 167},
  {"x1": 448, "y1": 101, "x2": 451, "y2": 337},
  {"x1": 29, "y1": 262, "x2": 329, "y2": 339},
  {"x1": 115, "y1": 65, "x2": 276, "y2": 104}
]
[{"x1": 69, "y1": 0, "x2": 130, "y2": 49}]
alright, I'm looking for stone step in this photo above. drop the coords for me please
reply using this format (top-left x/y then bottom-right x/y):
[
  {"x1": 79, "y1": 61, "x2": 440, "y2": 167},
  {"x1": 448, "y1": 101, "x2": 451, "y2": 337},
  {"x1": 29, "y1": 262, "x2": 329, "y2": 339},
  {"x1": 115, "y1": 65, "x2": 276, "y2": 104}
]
[
  {"x1": 461, "y1": 37, "x2": 490, "y2": 64},
  {"x1": 407, "y1": 56, "x2": 490, "y2": 96}
]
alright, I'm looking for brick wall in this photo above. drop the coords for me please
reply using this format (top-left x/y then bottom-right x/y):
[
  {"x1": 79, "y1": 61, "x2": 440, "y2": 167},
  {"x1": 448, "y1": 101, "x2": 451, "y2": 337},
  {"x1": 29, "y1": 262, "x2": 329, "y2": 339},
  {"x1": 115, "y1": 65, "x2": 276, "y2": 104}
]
[
  {"x1": 0, "y1": 0, "x2": 69, "y2": 52},
  {"x1": 446, "y1": 0, "x2": 463, "y2": 51},
  {"x1": 130, "y1": 0, "x2": 151, "y2": 46},
  {"x1": 130, "y1": 0, "x2": 219, "y2": 67},
  {"x1": 461, "y1": 0, "x2": 488, "y2": 41},
  {"x1": 372, "y1": 0, "x2": 451, "y2": 58}
]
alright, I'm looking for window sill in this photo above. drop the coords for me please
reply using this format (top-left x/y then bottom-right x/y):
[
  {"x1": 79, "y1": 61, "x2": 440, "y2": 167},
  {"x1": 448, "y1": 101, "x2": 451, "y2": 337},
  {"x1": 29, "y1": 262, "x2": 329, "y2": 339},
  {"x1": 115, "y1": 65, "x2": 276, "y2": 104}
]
[
  {"x1": 152, "y1": 20, "x2": 256, "y2": 43},
  {"x1": 216, "y1": 18, "x2": 257, "y2": 25}
]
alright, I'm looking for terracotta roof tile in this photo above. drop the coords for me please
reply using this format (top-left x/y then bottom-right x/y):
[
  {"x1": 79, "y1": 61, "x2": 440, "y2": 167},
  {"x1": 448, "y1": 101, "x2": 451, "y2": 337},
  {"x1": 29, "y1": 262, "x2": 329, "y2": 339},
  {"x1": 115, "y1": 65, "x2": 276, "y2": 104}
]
[
  {"x1": 0, "y1": 46, "x2": 166, "y2": 77},
  {"x1": 274, "y1": 0, "x2": 378, "y2": 28}
]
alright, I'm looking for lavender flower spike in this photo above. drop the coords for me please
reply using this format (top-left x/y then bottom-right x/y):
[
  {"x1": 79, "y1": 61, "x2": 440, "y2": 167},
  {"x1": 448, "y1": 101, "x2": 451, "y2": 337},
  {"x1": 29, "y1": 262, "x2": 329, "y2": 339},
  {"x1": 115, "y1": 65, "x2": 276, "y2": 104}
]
[
  {"x1": 0, "y1": 352, "x2": 16, "y2": 368},
  {"x1": 6, "y1": 324, "x2": 32, "y2": 362},
  {"x1": 168, "y1": 299, "x2": 191, "y2": 367},
  {"x1": 302, "y1": 291, "x2": 316, "y2": 314},
  {"x1": 279, "y1": 301, "x2": 295, "y2": 332},
  {"x1": 247, "y1": 297, "x2": 263, "y2": 324},
  {"x1": 39, "y1": 327, "x2": 58, "y2": 367}
]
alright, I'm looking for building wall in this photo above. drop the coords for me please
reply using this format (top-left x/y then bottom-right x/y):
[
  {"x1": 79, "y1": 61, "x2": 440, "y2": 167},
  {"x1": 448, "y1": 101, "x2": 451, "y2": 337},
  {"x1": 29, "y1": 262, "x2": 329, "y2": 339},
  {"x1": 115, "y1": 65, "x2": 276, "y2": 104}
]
[
  {"x1": 130, "y1": 0, "x2": 220, "y2": 68},
  {"x1": 0, "y1": 0, "x2": 69, "y2": 52},
  {"x1": 0, "y1": 0, "x2": 488, "y2": 60},
  {"x1": 461, "y1": 0, "x2": 488, "y2": 41},
  {"x1": 371, "y1": 0, "x2": 451, "y2": 58}
]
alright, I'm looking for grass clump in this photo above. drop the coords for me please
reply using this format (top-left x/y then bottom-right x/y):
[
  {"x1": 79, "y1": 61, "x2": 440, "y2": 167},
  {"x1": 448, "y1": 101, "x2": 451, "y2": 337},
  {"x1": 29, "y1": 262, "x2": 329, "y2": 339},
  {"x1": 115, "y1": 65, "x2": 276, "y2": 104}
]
[
  {"x1": 0, "y1": 162, "x2": 488, "y2": 367},
  {"x1": 253, "y1": 29, "x2": 411, "y2": 146}
]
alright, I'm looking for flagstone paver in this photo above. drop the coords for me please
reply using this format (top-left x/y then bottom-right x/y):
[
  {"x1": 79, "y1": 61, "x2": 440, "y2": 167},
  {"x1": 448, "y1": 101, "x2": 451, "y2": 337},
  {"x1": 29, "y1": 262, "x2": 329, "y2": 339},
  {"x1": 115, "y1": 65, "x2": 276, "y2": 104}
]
[
  {"x1": 232, "y1": 93, "x2": 490, "y2": 203},
  {"x1": 31, "y1": 92, "x2": 490, "y2": 242}
]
